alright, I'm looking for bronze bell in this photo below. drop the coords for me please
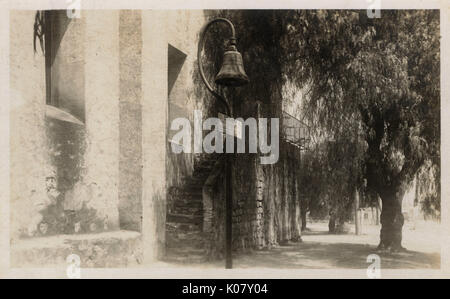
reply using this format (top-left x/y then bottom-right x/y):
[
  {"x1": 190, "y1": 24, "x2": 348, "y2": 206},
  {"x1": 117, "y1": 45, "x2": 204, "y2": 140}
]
[{"x1": 215, "y1": 43, "x2": 249, "y2": 87}]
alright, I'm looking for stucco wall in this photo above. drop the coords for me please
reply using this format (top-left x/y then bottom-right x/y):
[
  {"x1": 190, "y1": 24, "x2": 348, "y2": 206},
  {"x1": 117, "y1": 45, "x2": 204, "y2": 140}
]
[
  {"x1": 10, "y1": 10, "x2": 121, "y2": 240},
  {"x1": 141, "y1": 10, "x2": 169, "y2": 263},
  {"x1": 10, "y1": 10, "x2": 47, "y2": 241},
  {"x1": 165, "y1": 10, "x2": 210, "y2": 191},
  {"x1": 10, "y1": 9, "x2": 303, "y2": 264},
  {"x1": 118, "y1": 10, "x2": 143, "y2": 232},
  {"x1": 82, "y1": 10, "x2": 120, "y2": 230}
]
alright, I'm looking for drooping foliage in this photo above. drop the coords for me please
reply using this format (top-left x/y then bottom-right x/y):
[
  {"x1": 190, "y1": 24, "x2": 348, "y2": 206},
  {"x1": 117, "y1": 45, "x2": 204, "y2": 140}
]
[
  {"x1": 202, "y1": 10, "x2": 440, "y2": 247},
  {"x1": 279, "y1": 10, "x2": 440, "y2": 214},
  {"x1": 300, "y1": 134, "x2": 366, "y2": 231}
]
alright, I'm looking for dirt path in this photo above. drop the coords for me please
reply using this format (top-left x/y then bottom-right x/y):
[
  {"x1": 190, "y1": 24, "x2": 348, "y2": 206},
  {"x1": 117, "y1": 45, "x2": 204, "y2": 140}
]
[{"x1": 233, "y1": 221, "x2": 440, "y2": 269}]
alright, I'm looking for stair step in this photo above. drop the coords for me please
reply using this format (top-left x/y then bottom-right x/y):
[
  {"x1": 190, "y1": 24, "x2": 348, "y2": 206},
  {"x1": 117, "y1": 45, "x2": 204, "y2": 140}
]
[
  {"x1": 166, "y1": 237, "x2": 205, "y2": 250},
  {"x1": 182, "y1": 176, "x2": 206, "y2": 184},
  {"x1": 174, "y1": 200, "x2": 202, "y2": 207},
  {"x1": 167, "y1": 213, "x2": 202, "y2": 224},
  {"x1": 166, "y1": 229, "x2": 209, "y2": 241},
  {"x1": 173, "y1": 200, "x2": 203, "y2": 205},
  {"x1": 181, "y1": 186, "x2": 203, "y2": 193},
  {"x1": 194, "y1": 159, "x2": 217, "y2": 167},
  {"x1": 194, "y1": 153, "x2": 220, "y2": 163},
  {"x1": 169, "y1": 188, "x2": 202, "y2": 195},
  {"x1": 172, "y1": 208, "x2": 203, "y2": 216},
  {"x1": 170, "y1": 197, "x2": 203, "y2": 205},
  {"x1": 195, "y1": 165, "x2": 216, "y2": 172},
  {"x1": 164, "y1": 151, "x2": 220, "y2": 265},
  {"x1": 172, "y1": 205, "x2": 202, "y2": 212},
  {"x1": 167, "y1": 223, "x2": 202, "y2": 234},
  {"x1": 170, "y1": 188, "x2": 203, "y2": 197},
  {"x1": 169, "y1": 196, "x2": 202, "y2": 205},
  {"x1": 163, "y1": 251, "x2": 207, "y2": 264},
  {"x1": 172, "y1": 195, "x2": 203, "y2": 201},
  {"x1": 171, "y1": 205, "x2": 202, "y2": 213},
  {"x1": 192, "y1": 168, "x2": 214, "y2": 177},
  {"x1": 167, "y1": 230, "x2": 204, "y2": 238},
  {"x1": 166, "y1": 231, "x2": 204, "y2": 244},
  {"x1": 166, "y1": 246, "x2": 206, "y2": 257}
]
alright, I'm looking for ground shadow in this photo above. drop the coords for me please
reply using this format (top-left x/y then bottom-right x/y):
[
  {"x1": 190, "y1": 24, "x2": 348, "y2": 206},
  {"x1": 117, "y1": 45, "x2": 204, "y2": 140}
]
[
  {"x1": 302, "y1": 230, "x2": 343, "y2": 236},
  {"x1": 234, "y1": 241, "x2": 440, "y2": 269}
]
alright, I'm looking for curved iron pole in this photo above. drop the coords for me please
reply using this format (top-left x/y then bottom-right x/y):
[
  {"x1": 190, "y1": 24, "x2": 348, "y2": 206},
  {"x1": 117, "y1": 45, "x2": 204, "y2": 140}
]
[
  {"x1": 197, "y1": 18, "x2": 235, "y2": 116},
  {"x1": 197, "y1": 18, "x2": 235, "y2": 269}
]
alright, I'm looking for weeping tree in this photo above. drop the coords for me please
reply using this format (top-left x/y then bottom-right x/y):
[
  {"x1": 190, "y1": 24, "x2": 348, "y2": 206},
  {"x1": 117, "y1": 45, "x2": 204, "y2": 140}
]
[
  {"x1": 206, "y1": 10, "x2": 439, "y2": 251},
  {"x1": 280, "y1": 10, "x2": 440, "y2": 251},
  {"x1": 416, "y1": 160, "x2": 440, "y2": 220}
]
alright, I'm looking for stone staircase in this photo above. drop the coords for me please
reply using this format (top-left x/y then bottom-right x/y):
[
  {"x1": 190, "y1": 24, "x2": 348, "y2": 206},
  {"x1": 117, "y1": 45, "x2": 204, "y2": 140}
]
[{"x1": 164, "y1": 153, "x2": 220, "y2": 264}]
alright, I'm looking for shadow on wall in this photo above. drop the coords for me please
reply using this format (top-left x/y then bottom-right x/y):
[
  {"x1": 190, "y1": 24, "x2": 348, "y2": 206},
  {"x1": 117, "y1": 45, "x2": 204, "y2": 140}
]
[{"x1": 24, "y1": 118, "x2": 107, "y2": 238}]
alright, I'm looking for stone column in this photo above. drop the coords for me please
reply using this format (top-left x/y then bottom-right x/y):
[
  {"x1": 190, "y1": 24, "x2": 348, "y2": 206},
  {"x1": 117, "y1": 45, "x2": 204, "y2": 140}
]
[
  {"x1": 118, "y1": 10, "x2": 143, "y2": 232},
  {"x1": 83, "y1": 10, "x2": 120, "y2": 229},
  {"x1": 141, "y1": 10, "x2": 168, "y2": 263}
]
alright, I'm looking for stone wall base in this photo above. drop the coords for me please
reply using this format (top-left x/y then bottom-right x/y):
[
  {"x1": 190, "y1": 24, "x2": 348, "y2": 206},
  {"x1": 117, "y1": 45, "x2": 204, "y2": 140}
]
[{"x1": 11, "y1": 231, "x2": 142, "y2": 268}]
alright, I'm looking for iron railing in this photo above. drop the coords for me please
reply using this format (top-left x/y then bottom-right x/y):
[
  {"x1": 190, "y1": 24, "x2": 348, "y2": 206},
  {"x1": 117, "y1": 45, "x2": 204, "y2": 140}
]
[{"x1": 281, "y1": 111, "x2": 310, "y2": 151}]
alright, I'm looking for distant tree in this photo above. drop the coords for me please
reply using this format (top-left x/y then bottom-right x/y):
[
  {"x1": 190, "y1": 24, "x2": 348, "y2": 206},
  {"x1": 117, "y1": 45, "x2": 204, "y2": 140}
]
[
  {"x1": 298, "y1": 145, "x2": 327, "y2": 231},
  {"x1": 416, "y1": 160, "x2": 440, "y2": 219},
  {"x1": 300, "y1": 136, "x2": 365, "y2": 233}
]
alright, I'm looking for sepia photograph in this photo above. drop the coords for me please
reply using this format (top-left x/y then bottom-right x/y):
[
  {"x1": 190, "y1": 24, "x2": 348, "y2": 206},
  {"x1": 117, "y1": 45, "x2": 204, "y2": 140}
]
[{"x1": 0, "y1": 0, "x2": 448, "y2": 282}]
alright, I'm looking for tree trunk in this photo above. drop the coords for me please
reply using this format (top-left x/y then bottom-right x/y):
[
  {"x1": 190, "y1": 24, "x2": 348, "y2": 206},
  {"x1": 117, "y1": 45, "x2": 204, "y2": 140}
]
[
  {"x1": 378, "y1": 190, "x2": 405, "y2": 251},
  {"x1": 328, "y1": 212, "x2": 336, "y2": 233},
  {"x1": 354, "y1": 188, "x2": 361, "y2": 235},
  {"x1": 375, "y1": 197, "x2": 380, "y2": 225},
  {"x1": 335, "y1": 216, "x2": 347, "y2": 234},
  {"x1": 301, "y1": 206, "x2": 307, "y2": 231}
]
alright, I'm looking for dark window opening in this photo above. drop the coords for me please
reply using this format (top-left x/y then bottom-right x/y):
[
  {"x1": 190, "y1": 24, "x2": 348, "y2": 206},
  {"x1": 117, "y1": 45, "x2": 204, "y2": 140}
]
[{"x1": 43, "y1": 10, "x2": 85, "y2": 124}]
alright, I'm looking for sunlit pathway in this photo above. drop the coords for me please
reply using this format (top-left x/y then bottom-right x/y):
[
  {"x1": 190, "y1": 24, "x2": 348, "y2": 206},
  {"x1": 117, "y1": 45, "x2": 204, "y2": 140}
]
[{"x1": 233, "y1": 221, "x2": 440, "y2": 269}]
